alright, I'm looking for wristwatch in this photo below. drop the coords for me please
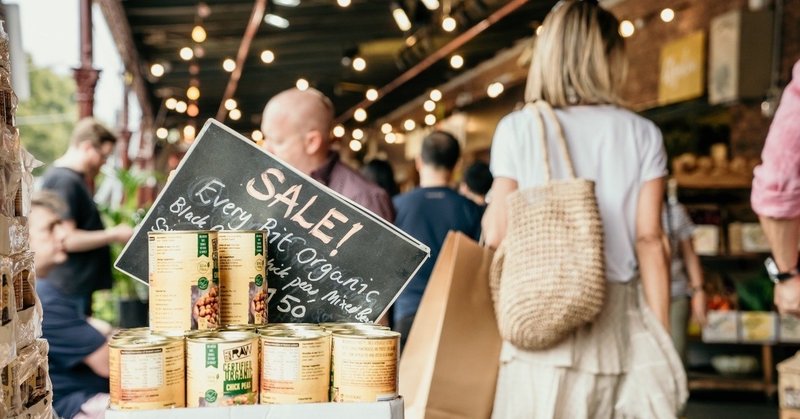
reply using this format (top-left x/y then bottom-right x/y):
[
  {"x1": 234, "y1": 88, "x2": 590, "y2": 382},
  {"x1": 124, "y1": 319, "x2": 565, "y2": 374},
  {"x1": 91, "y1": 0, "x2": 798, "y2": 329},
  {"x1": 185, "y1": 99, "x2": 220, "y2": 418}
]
[{"x1": 765, "y1": 257, "x2": 800, "y2": 284}]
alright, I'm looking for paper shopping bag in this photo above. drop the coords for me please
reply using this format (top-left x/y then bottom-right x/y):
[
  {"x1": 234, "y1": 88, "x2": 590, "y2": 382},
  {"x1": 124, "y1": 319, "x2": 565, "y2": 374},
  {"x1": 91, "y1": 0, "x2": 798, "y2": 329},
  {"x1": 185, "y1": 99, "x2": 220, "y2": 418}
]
[{"x1": 400, "y1": 231, "x2": 501, "y2": 419}]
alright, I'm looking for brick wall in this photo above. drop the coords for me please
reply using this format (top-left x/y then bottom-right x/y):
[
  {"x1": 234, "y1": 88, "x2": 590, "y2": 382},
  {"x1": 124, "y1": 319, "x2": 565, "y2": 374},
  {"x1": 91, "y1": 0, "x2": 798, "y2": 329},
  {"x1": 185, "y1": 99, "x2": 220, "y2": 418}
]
[{"x1": 608, "y1": 0, "x2": 800, "y2": 158}]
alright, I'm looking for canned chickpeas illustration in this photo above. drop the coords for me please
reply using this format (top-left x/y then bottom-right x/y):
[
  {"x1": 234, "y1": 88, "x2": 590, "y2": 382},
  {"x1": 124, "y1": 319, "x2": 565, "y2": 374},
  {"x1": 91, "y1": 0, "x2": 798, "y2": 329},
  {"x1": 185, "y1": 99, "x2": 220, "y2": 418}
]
[
  {"x1": 259, "y1": 329, "x2": 331, "y2": 404},
  {"x1": 148, "y1": 231, "x2": 219, "y2": 334},
  {"x1": 330, "y1": 329, "x2": 399, "y2": 402},
  {"x1": 109, "y1": 334, "x2": 185, "y2": 410},
  {"x1": 186, "y1": 331, "x2": 259, "y2": 407},
  {"x1": 217, "y1": 230, "x2": 268, "y2": 326}
]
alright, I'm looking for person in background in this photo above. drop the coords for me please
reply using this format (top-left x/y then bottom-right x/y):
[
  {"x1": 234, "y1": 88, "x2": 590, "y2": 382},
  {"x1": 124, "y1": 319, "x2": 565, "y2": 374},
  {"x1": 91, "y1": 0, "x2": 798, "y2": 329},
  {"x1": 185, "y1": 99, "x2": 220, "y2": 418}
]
[
  {"x1": 392, "y1": 131, "x2": 482, "y2": 349},
  {"x1": 752, "y1": 60, "x2": 800, "y2": 315},
  {"x1": 39, "y1": 118, "x2": 133, "y2": 316},
  {"x1": 459, "y1": 161, "x2": 493, "y2": 212},
  {"x1": 663, "y1": 178, "x2": 707, "y2": 363},
  {"x1": 482, "y1": 1, "x2": 686, "y2": 417},
  {"x1": 31, "y1": 191, "x2": 110, "y2": 419},
  {"x1": 362, "y1": 159, "x2": 400, "y2": 198},
  {"x1": 261, "y1": 88, "x2": 394, "y2": 221}
]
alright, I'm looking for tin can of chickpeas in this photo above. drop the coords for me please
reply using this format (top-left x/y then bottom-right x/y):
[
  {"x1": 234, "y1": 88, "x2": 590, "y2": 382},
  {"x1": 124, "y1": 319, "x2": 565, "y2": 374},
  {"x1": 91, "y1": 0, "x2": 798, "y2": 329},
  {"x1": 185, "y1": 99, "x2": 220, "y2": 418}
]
[
  {"x1": 109, "y1": 334, "x2": 185, "y2": 410},
  {"x1": 186, "y1": 331, "x2": 259, "y2": 407},
  {"x1": 259, "y1": 328, "x2": 331, "y2": 404},
  {"x1": 217, "y1": 230, "x2": 268, "y2": 326},
  {"x1": 148, "y1": 231, "x2": 219, "y2": 335},
  {"x1": 330, "y1": 329, "x2": 399, "y2": 402}
]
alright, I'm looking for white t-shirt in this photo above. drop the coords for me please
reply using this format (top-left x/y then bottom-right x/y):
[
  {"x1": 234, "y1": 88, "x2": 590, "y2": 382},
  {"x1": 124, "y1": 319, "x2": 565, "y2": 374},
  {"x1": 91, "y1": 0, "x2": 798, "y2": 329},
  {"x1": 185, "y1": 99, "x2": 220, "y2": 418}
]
[{"x1": 490, "y1": 104, "x2": 667, "y2": 283}]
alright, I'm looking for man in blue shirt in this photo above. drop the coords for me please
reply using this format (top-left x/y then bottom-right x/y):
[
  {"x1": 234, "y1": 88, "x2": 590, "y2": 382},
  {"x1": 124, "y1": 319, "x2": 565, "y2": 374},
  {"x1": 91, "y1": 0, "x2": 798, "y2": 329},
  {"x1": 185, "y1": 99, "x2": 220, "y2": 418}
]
[
  {"x1": 30, "y1": 191, "x2": 110, "y2": 418},
  {"x1": 392, "y1": 131, "x2": 482, "y2": 349}
]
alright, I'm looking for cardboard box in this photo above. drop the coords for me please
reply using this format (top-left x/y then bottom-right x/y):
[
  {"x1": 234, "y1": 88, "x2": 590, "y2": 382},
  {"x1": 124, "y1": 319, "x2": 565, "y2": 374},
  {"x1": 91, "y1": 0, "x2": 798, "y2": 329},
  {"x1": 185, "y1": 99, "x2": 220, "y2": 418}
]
[
  {"x1": 702, "y1": 310, "x2": 739, "y2": 343},
  {"x1": 739, "y1": 311, "x2": 778, "y2": 343},
  {"x1": 106, "y1": 397, "x2": 404, "y2": 419},
  {"x1": 781, "y1": 315, "x2": 800, "y2": 343},
  {"x1": 692, "y1": 225, "x2": 720, "y2": 256},
  {"x1": 780, "y1": 353, "x2": 800, "y2": 409}
]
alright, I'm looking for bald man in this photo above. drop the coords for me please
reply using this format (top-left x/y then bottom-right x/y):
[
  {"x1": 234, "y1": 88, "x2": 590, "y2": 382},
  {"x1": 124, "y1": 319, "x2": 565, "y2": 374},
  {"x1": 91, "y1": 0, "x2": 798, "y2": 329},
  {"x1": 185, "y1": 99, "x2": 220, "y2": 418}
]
[{"x1": 261, "y1": 88, "x2": 394, "y2": 221}]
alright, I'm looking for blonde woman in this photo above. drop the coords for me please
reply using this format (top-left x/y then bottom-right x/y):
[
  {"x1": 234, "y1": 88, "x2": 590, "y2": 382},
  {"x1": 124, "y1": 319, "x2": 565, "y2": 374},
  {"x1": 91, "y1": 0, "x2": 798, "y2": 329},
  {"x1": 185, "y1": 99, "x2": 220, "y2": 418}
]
[{"x1": 483, "y1": 1, "x2": 687, "y2": 417}]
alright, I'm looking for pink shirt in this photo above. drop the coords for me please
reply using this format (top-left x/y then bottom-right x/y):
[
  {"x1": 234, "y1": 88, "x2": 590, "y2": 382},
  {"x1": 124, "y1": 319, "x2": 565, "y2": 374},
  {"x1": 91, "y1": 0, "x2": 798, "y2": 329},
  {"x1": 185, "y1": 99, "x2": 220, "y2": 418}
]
[{"x1": 752, "y1": 60, "x2": 800, "y2": 219}]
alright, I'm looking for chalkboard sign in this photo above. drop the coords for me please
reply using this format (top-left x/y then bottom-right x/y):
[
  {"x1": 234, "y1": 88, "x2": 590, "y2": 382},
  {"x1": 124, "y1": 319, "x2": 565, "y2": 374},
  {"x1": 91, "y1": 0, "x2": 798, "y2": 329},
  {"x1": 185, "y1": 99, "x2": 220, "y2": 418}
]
[{"x1": 115, "y1": 120, "x2": 430, "y2": 324}]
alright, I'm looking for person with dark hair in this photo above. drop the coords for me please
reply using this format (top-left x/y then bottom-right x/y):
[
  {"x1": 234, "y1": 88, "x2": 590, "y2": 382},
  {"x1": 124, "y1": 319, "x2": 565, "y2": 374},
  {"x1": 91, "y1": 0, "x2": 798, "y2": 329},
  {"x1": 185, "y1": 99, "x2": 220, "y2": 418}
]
[
  {"x1": 391, "y1": 131, "x2": 482, "y2": 349},
  {"x1": 39, "y1": 117, "x2": 133, "y2": 317},
  {"x1": 459, "y1": 161, "x2": 493, "y2": 208},
  {"x1": 361, "y1": 159, "x2": 400, "y2": 198}
]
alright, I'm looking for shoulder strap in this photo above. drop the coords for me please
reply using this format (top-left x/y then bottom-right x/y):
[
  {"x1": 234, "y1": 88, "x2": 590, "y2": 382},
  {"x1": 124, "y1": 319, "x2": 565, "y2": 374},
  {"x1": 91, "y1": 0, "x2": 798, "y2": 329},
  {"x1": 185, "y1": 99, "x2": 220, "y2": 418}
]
[{"x1": 525, "y1": 101, "x2": 577, "y2": 181}]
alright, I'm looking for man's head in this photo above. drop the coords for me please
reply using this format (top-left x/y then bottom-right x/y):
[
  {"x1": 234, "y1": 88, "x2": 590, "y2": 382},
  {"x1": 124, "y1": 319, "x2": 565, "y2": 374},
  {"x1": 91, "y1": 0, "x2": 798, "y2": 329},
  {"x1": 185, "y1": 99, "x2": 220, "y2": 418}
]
[
  {"x1": 261, "y1": 88, "x2": 335, "y2": 175},
  {"x1": 30, "y1": 191, "x2": 67, "y2": 276},
  {"x1": 69, "y1": 117, "x2": 117, "y2": 178},
  {"x1": 462, "y1": 161, "x2": 493, "y2": 196},
  {"x1": 418, "y1": 130, "x2": 461, "y2": 173}
]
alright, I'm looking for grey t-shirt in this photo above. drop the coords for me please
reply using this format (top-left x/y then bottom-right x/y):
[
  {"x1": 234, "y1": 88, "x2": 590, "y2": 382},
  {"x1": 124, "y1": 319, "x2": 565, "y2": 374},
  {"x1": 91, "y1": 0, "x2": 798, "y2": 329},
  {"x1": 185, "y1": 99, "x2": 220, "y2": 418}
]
[{"x1": 662, "y1": 201, "x2": 696, "y2": 298}]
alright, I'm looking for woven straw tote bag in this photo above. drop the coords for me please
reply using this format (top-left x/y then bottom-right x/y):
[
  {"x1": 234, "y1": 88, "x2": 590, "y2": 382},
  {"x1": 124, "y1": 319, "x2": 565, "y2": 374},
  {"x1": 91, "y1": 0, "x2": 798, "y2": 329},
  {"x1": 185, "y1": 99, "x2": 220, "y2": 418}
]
[{"x1": 490, "y1": 101, "x2": 606, "y2": 350}]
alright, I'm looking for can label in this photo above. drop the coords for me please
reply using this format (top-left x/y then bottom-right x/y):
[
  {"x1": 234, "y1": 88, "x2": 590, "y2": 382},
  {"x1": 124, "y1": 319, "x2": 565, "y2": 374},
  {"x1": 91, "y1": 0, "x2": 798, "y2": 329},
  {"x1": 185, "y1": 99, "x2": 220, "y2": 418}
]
[
  {"x1": 149, "y1": 232, "x2": 219, "y2": 334},
  {"x1": 331, "y1": 335, "x2": 398, "y2": 402},
  {"x1": 260, "y1": 334, "x2": 330, "y2": 404},
  {"x1": 187, "y1": 335, "x2": 258, "y2": 407},
  {"x1": 109, "y1": 339, "x2": 185, "y2": 410},
  {"x1": 218, "y1": 231, "x2": 268, "y2": 325}
]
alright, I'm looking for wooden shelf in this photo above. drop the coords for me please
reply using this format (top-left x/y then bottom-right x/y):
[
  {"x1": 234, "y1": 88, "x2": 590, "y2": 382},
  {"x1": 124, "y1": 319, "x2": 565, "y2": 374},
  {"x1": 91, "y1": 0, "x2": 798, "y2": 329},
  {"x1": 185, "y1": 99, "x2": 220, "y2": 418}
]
[{"x1": 688, "y1": 372, "x2": 776, "y2": 395}]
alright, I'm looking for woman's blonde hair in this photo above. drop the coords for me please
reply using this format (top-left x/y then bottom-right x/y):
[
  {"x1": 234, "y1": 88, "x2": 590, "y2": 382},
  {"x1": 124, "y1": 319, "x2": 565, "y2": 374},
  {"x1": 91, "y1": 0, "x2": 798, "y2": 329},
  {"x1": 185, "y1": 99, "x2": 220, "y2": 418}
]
[{"x1": 525, "y1": 0, "x2": 627, "y2": 107}]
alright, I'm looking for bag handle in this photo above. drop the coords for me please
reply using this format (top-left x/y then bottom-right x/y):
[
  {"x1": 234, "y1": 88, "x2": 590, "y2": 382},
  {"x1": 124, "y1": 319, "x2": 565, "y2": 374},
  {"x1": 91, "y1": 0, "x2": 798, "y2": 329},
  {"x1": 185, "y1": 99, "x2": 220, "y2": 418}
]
[{"x1": 525, "y1": 101, "x2": 577, "y2": 181}]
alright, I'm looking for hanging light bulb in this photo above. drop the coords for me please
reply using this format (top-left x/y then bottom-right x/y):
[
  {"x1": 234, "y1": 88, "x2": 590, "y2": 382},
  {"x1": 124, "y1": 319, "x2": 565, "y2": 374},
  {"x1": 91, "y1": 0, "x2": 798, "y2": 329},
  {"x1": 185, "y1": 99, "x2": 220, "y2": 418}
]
[
  {"x1": 179, "y1": 47, "x2": 194, "y2": 60},
  {"x1": 404, "y1": 119, "x2": 416, "y2": 131},
  {"x1": 352, "y1": 57, "x2": 367, "y2": 72},
  {"x1": 450, "y1": 54, "x2": 464, "y2": 69},
  {"x1": 175, "y1": 101, "x2": 188, "y2": 113},
  {"x1": 487, "y1": 82, "x2": 504, "y2": 98},
  {"x1": 349, "y1": 139, "x2": 363, "y2": 152},
  {"x1": 381, "y1": 123, "x2": 393, "y2": 134},
  {"x1": 385, "y1": 132, "x2": 397, "y2": 144},
  {"x1": 273, "y1": 0, "x2": 300, "y2": 6},
  {"x1": 156, "y1": 127, "x2": 169, "y2": 140},
  {"x1": 165, "y1": 98, "x2": 177, "y2": 110},
  {"x1": 223, "y1": 58, "x2": 236, "y2": 72},
  {"x1": 187, "y1": 86, "x2": 200, "y2": 100},
  {"x1": 430, "y1": 89, "x2": 442, "y2": 101},
  {"x1": 352, "y1": 129, "x2": 364, "y2": 140},
  {"x1": 660, "y1": 8, "x2": 675, "y2": 23},
  {"x1": 333, "y1": 125, "x2": 346, "y2": 138},
  {"x1": 366, "y1": 89, "x2": 379, "y2": 101},
  {"x1": 229, "y1": 108, "x2": 242, "y2": 121},
  {"x1": 224, "y1": 98, "x2": 237, "y2": 111},
  {"x1": 252, "y1": 130, "x2": 265, "y2": 142},
  {"x1": 150, "y1": 63, "x2": 165, "y2": 77},
  {"x1": 442, "y1": 16, "x2": 457, "y2": 32},
  {"x1": 260, "y1": 50, "x2": 275, "y2": 64},
  {"x1": 354, "y1": 108, "x2": 367, "y2": 122},
  {"x1": 425, "y1": 114, "x2": 436, "y2": 126},
  {"x1": 296, "y1": 78, "x2": 309, "y2": 91},
  {"x1": 192, "y1": 25, "x2": 207, "y2": 43},
  {"x1": 619, "y1": 20, "x2": 635, "y2": 37},
  {"x1": 423, "y1": 100, "x2": 436, "y2": 112}
]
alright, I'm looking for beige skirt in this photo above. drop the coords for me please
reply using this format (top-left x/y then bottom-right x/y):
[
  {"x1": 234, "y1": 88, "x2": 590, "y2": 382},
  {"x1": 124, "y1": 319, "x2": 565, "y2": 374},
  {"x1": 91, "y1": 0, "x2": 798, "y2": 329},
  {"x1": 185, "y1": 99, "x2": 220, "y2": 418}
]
[{"x1": 491, "y1": 280, "x2": 688, "y2": 419}]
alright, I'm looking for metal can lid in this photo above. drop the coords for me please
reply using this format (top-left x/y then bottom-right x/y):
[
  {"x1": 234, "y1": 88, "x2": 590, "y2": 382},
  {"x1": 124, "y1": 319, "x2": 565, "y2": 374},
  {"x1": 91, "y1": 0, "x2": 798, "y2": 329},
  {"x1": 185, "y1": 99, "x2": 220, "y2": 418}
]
[
  {"x1": 110, "y1": 334, "x2": 183, "y2": 349},
  {"x1": 262, "y1": 323, "x2": 322, "y2": 330},
  {"x1": 187, "y1": 330, "x2": 257, "y2": 343},
  {"x1": 319, "y1": 322, "x2": 390, "y2": 331},
  {"x1": 259, "y1": 328, "x2": 330, "y2": 341},
  {"x1": 331, "y1": 329, "x2": 400, "y2": 340},
  {"x1": 221, "y1": 324, "x2": 259, "y2": 332}
]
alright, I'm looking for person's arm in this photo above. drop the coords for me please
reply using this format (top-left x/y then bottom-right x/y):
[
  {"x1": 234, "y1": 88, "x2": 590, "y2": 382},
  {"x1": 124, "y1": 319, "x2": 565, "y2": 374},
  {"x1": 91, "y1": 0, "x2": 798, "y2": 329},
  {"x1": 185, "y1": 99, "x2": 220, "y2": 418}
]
[
  {"x1": 680, "y1": 237, "x2": 707, "y2": 325},
  {"x1": 761, "y1": 216, "x2": 800, "y2": 315},
  {"x1": 636, "y1": 178, "x2": 671, "y2": 332},
  {"x1": 481, "y1": 177, "x2": 518, "y2": 249},
  {"x1": 83, "y1": 341, "x2": 110, "y2": 378},
  {"x1": 61, "y1": 219, "x2": 133, "y2": 253}
]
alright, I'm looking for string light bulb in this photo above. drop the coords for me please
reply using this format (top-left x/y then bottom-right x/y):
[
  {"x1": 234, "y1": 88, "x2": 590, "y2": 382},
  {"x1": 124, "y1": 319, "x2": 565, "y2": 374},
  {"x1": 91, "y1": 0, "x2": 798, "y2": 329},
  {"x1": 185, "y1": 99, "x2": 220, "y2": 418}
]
[
  {"x1": 366, "y1": 89, "x2": 379, "y2": 101},
  {"x1": 223, "y1": 58, "x2": 236, "y2": 72},
  {"x1": 404, "y1": 119, "x2": 416, "y2": 131},
  {"x1": 156, "y1": 127, "x2": 168, "y2": 139},
  {"x1": 229, "y1": 108, "x2": 242, "y2": 121},
  {"x1": 381, "y1": 123, "x2": 393, "y2": 134},
  {"x1": 619, "y1": 20, "x2": 635, "y2": 37},
  {"x1": 425, "y1": 114, "x2": 436, "y2": 126},
  {"x1": 442, "y1": 16, "x2": 457, "y2": 32},
  {"x1": 354, "y1": 108, "x2": 367, "y2": 122},
  {"x1": 337, "y1": 0, "x2": 351, "y2": 7},
  {"x1": 487, "y1": 82, "x2": 504, "y2": 98},
  {"x1": 430, "y1": 89, "x2": 442, "y2": 101},
  {"x1": 349, "y1": 139, "x2": 362, "y2": 152},
  {"x1": 353, "y1": 57, "x2": 366, "y2": 72},
  {"x1": 187, "y1": 104, "x2": 199, "y2": 117},
  {"x1": 450, "y1": 54, "x2": 464, "y2": 69},
  {"x1": 296, "y1": 78, "x2": 309, "y2": 91},
  {"x1": 424, "y1": 100, "x2": 436, "y2": 112},
  {"x1": 252, "y1": 130, "x2": 264, "y2": 142},
  {"x1": 224, "y1": 98, "x2": 237, "y2": 111},
  {"x1": 385, "y1": 132, "x2": 397, "y2": 144},
  {"x1": 175, "y1": 101, "x2": 188, "y2": 113},
  {"x1": 333, "y1": 125, "x2": 345, "y2": 138},
  {"x1": 352, "y1": 129, "x2": 364, "y2": 140},
  {"x1": 192, "y1": 25, "x2": 207, "y2": 43},
  {"x1": 660, "y1": 8, "x2": 675, "y2": 23},
  {"x1": 187, "y1": 86, "x2": 200, "y2": 100},
  {"x1": 260, "y1": 50, "x2": 275, "y2": 64},
  {"x1": 165, "y1": 98, "x2": 177, "y2": 110},
  {"x1": 179, "y1": 47, "x2": 194, "y2": 60},
  {"x1": 150, "y1": 63, "x2": 165, "y2": 77}
]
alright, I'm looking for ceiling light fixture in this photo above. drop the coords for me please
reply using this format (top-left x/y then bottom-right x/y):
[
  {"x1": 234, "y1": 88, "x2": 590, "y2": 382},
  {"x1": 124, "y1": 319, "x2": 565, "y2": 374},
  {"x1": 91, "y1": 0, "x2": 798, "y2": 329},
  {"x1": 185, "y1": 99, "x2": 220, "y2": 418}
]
[
  {"x1": 150, "y1": 63, "x2": 165, "y2": 77},
  {"x1": 223, "y1": 58, "x2": 236, "y2": 72},
  {"x1": 187, "y1": 86, "x2": 200, "y2": 100},
  {"x1": 391, "y1": 3, "x2": 412, "y2": 32},
  {"x1": 354, "y1": 108, "x2": 367, "y2": 122},
  {"x1": 450, "y1": 54, "x2": 464, "y2": 69},
  {"x1": 229, "y1": 108, "x2": 242, "y2": 121},
  {"x1": 349, "y1": 139, "x2": 363, "y2": 152},
  {"x1": 156, "y1": 127, "x2": 168, "y2": 139},
  {"x1": 264, "y1": 13, "x2": 290, "y2": 29},
  {"x1": 660, "y1": 8, "x2": 675, "y2": 23},
  {"x1": 381, "y1": 123, "x2": 393, "y2": 134},
  {"x1": 296, "y1": 78, "x2": 309, "y2": 91},
  {"x1": 191, "y1": 25, "x2": 207, "y2": 43},
  {"x1": 260, "y1": 50, "x2": 275, "y2": 64},
  {"x1": 430, "y1": 89, "x2": 442, "y2": 101},
  {"x1": 352, "y1": 57, "x2": 367, "y2": 72},
  {"x1": 333, "y1": 125, "x2": 346, "y2": 137},
  {"x1": 442, "y1": 16, "x2": 457, "y2": 32},
  {"x1": 404, "y1": 119, "x2": 416, "y2": 131},
  {"x1": 179, "y1": 47, "x2": 194, "y2": 60},
  {"x1": 420, "y1": 0, "x2": 439, "y2": 10},
  {"x1": 366, "y1": 89, "x2": 379, "y2": 101},
  {"x1": 619, "y1": 20, "x2": 635, "y2": 37}
]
